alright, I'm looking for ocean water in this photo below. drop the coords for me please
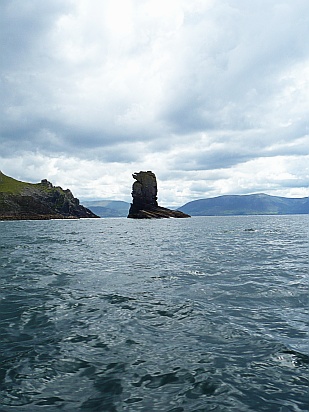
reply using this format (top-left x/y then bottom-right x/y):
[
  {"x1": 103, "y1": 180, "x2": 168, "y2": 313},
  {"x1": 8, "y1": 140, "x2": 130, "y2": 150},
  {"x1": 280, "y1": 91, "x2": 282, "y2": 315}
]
[{"x1": 0, "y1": 215, "x2": 308, "y2": 412}]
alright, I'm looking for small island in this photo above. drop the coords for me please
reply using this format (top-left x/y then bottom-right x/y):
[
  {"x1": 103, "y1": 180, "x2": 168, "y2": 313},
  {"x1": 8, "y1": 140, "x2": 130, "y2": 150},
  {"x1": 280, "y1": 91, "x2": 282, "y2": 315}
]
[
  {"x1": 0, "y1": 171, "x2": 99, "y2": 220},
  {"x1": 127, "y1": 171, "x2": 190, "y2": 219}
]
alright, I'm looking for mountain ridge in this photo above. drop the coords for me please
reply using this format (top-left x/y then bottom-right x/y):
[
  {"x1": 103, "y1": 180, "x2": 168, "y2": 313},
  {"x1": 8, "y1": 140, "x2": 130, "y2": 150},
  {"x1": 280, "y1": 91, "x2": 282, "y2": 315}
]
[
  {"x1": 82, "y1": 200, "x2": 130, "y2": 218},
  {"x1": 177, "y1": 193, "x2": 309, "y2": 216},
  {"x1": 1, "y1": 172, "x2": 308, "y2": 218},
  {"x1": 83, "y1": 193, "x2": 309, "y2": 217}
]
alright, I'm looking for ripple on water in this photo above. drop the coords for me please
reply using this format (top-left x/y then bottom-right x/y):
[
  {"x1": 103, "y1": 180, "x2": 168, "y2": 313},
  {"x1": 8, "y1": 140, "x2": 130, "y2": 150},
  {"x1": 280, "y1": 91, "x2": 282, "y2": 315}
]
[{"x1": 0, "y1": 216, "x2": 308, "y2": 411}]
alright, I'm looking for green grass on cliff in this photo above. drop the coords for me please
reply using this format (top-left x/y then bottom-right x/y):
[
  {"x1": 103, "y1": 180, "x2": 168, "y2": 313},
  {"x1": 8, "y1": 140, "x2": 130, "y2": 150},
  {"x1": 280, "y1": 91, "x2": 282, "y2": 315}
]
[
  {"x1": 0, "y1": 171, "x2": 70, "y2": 199},
  {"x1": 0, "y1": 171, "x2": 38, "y2": 194}
]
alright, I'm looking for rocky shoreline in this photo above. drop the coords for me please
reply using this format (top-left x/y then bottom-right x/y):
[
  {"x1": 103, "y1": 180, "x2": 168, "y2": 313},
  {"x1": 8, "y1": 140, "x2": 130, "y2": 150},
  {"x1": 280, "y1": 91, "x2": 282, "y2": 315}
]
[
  {"x1": 0, "y1": 172, "x2": 99, "y2": 220},
  {"x1": 0, "y1": 214, "x2": 84, "y2": 221}
]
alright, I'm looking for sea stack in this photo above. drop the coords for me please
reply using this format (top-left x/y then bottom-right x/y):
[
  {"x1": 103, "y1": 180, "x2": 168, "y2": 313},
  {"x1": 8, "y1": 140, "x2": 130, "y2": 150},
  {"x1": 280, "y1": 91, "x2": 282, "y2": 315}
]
[{"x1": 127, "y1": 171, "x2": 190, "y2": 219}]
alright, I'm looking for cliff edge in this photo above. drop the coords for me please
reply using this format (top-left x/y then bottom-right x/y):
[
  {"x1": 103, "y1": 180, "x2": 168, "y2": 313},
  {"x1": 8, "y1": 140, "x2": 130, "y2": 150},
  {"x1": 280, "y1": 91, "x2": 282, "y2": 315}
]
[
  {"x1": 127, "y1": 171, "x2": 190, "y2": 219},
  {"x1": 0, "y1": 171, "x2": 99, "y2": 220}
]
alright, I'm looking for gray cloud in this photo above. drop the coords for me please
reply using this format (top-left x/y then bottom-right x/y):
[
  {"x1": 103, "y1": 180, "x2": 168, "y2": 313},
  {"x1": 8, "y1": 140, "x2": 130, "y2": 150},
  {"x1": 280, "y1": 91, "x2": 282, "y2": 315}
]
[
  {"x1": 0, "y1": 0, "x2": 308, "y2": 203},
  {"x1": 160, "y1": 1, "x2": 309, "y2": 135},
  {"x1": 0, "y1": 0, "x2": 69, "y2": 69}
]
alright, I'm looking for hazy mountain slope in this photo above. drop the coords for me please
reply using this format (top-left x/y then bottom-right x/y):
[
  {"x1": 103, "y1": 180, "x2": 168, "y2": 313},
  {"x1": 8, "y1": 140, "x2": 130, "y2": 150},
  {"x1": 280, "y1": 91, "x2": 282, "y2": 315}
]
[
  {"x1": 178, "y1": 194, "x2": 309, "y2": 216},
  {"x1": 82, "y1": 200, "x2": 130, "y2": 217}
]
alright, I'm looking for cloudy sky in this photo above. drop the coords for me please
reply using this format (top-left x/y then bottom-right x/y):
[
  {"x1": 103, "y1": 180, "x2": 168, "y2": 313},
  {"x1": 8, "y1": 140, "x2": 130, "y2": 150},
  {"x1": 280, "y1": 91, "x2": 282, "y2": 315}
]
[{"x1": 1, "y1": 0, "x2": 308, "y2": 206}]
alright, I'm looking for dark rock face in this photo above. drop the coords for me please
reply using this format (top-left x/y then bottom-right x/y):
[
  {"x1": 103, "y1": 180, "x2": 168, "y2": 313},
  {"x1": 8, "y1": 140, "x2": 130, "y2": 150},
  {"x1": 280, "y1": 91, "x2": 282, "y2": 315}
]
[
  {"x1": 127, "y1": 171, "x2": 190, "y2": 219},
  {"x1": 131, "y1": 171, "x2": 158, "y2": 209}
]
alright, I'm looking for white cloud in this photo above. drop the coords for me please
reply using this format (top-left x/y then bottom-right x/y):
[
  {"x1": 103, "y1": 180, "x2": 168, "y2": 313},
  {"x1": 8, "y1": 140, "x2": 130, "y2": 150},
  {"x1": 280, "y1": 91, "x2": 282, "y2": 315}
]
[{"x1": 1, "y1": 0, "x2": 308, "y2": 205}]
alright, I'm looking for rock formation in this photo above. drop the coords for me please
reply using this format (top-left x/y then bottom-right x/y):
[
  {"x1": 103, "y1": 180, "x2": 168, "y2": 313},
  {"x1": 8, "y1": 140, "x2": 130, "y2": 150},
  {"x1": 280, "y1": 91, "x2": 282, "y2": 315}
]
[
  {"x1": 127, "y1": 171, "x2": 190, "y2": 219},
  {"x1": 0, "y1": 171, "x2": 99, "y2": 220}
]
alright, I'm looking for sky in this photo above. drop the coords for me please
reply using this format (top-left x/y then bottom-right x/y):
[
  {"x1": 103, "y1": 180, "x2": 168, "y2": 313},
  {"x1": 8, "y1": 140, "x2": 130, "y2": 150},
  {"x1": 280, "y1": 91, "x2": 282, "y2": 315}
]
[{"x1": 1, "y1": 0, "x2": 308, "y2": 206}]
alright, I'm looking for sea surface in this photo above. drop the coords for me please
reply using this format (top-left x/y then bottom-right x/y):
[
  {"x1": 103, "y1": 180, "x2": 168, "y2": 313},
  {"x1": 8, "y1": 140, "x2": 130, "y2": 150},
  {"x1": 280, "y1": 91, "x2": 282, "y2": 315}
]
[{"x1": 0, "y1": 215, "x2": 308, "y2": 412}]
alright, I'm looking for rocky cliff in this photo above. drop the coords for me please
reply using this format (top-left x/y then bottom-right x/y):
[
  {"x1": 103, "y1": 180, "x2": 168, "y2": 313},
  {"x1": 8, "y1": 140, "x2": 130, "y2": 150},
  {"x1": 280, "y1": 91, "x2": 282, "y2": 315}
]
[
  {"x1": 127, "y1": 171, "x2": 190, "y2": 219},
  {"x1": 0, "y1": 171, "x2": 99, "y2": 220}
]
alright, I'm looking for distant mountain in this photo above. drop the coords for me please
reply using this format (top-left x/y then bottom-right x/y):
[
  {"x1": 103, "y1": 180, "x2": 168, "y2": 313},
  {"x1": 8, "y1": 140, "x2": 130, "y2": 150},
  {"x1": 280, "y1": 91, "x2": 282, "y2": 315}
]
[
  {"x1": 82, "y1": 200, "x2": 130, "y2": 217},
  {"x1": 178, "y1": 194, "x2": 309, "y2": 216},
  {"x1": 0, "y1": 171, "x2": 99, "y2": 220}
]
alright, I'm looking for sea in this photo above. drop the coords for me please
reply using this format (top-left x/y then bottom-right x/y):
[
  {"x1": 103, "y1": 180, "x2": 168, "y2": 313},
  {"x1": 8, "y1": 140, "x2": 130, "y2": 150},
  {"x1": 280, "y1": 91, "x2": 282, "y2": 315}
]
[{"x1": 0, "y1": 215, "x2": 308, "y2": 412}]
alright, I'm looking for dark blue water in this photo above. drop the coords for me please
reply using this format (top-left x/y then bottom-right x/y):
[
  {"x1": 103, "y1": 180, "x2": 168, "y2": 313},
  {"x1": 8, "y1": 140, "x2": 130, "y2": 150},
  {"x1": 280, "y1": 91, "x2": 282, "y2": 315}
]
[{"x1": 0, "y1": 216, "x2": 308, "y2": 412}]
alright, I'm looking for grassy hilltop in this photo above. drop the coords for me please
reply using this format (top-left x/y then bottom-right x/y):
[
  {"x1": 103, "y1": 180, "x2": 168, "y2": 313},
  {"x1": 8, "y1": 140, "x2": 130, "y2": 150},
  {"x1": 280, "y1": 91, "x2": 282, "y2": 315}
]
[{"x1": 0, "y1": 171, "x2": 36, "y2": 193}]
